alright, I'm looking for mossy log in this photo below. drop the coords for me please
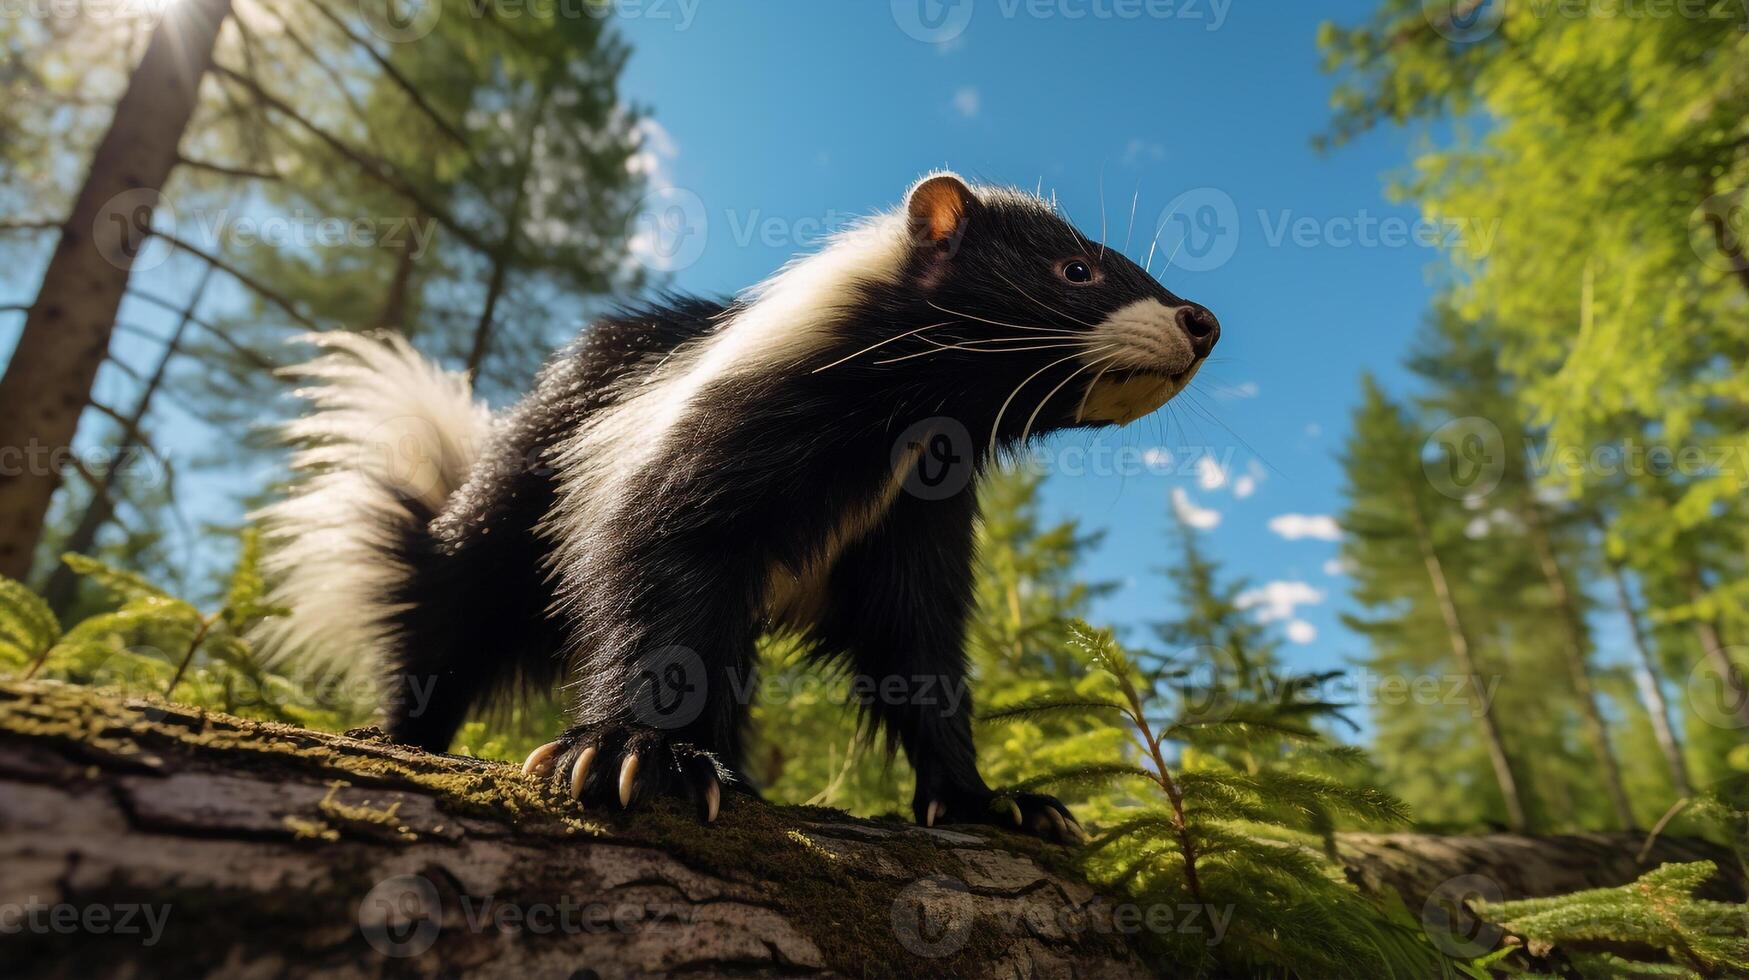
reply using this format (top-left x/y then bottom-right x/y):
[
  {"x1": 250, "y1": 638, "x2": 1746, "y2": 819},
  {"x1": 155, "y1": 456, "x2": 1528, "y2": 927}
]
[{"x1": 0, "y1": 681, "x2": 1738, "y2": 979}]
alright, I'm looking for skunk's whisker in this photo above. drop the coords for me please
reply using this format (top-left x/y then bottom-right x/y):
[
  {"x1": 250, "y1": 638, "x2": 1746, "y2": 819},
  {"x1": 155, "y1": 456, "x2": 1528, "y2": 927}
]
[
  {"x1": 1077, "y1": 357, "x2": 1119, "y2": 423},
  {"x1": 926, "y1": 302, "x2": 1075, "y2": 336},
  {"x1": 874, "y1": 341, "x2": 1094, "y2": 366},
  {"x1": 989, "y1": 346, "x2": 1112, "y2": 458},
  {"x1": 811, "y1": 321, "x2": 953, "y2": 373},
  {"x1": 1023, "y1": 352, "x2": 1116, "y2": 448}
]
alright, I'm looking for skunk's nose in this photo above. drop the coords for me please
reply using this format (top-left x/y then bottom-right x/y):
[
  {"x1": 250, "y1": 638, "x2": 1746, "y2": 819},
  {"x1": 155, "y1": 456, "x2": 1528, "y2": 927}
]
[{"x1": 1176, "y1": 304, "x2": 1220, "y2": 359}]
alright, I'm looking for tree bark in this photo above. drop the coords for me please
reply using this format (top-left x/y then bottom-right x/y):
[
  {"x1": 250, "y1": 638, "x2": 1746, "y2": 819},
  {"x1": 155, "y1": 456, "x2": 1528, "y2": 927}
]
[
  {"x1": 0, "y1": 0, "x2": 233, "y2": 581},
  {"x1": 1405, "y1": 489, "x2": 1532, "y2": 832},
  {"x1": 5, "y1": 681, "x2": 1738, "y2": 979},
  {"x1": 39, "y1": 265, "x2": 215, "y2": 618}
]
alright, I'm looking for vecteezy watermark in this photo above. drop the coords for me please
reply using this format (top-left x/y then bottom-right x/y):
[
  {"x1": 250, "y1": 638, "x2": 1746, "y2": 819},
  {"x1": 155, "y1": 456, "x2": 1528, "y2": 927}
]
[
  {"x1": 355, "y1": 0, "x2": 701, "y2": 44},
  {"x1": 91, "y1": 190, "x2": 441, "y2": 273},
  {"x1": 0, "y1": 441, "x2": 169, "y2": 488},
  {"x1": 1144, "y1": 189, "x2": 1499, "y2": 274},
  {"x1": 1423, "y1": 416, "x2": 1507, "y2": 500},
  {"x1": 1686, "y1": 649, "x2": 1749, "y2": 730},
  {"x1": 1691, "y1": 188, "x2": 1749, "y2": 274},
  {"x1": 1421, "y1": 874, "x2": 1504, "y2": 958},
  {"x1": 890, "y1": 876, "x2": 1235, "y2": 958},
  {"x1": 357, "y1": 873, "x2": 695, "y2": 958},
  {"x1": 891, "y1": 0, "x2": 1231, "y2": 44},
  {"x1": 626, "y1": 644, "x2": 710, "y2": 729},
  {"x1": 0, "y1": 899, "x2": 171, "y2": 947},
  {"x1": 1421, "y1": 415, "x2": 1749, "y2": 501},
  {"x1": 1423, "y1": 0, "x2": 1746, "y2": 43}
]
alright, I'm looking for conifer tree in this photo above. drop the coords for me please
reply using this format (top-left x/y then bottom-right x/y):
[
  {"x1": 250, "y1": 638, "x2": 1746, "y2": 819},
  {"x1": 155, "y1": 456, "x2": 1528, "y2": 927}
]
[{"x1": 1341, "y1": 376, "x2": 1532, "y2": 831}]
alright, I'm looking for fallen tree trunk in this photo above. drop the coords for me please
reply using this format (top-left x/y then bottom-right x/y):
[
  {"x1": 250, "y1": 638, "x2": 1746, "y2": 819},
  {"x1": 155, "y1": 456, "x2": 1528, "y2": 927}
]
[{"x1": 0, "y1": 681, "x2": 1738, "y2": 978}]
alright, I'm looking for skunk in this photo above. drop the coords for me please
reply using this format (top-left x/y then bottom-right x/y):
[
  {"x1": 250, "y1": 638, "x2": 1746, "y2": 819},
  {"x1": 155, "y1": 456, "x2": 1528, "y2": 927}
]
[{"x1": 258, "y1": 172, "x2": 1219, "y2": 842}]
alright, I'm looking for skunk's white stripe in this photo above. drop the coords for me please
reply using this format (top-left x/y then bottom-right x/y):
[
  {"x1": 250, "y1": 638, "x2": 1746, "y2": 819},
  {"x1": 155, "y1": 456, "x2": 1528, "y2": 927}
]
[{"x1": 253, "y1": 332, "x2": 492, "y2": 679}]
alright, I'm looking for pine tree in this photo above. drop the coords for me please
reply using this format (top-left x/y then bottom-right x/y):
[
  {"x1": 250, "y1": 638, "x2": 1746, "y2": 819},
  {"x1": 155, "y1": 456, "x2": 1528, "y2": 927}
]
[
  {"x1": 1407, "y1": 311, "x2": 1639, "y2": 828},
  {"x1": 1341, "y1": 375, "x2": 1532, "y2": 831}
]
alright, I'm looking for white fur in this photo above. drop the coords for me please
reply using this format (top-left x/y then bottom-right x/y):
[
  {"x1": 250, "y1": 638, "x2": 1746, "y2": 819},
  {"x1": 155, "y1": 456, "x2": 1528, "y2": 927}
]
[
  {"x1": 542, "y1": 204, "x2": 917, "y2": 598},
  {"x1": 253, "y1": 332, "x2": 492, "y2": 679},
  {"x1": 1079, "y1": 299, "x2": 1199, "y2": 423}
]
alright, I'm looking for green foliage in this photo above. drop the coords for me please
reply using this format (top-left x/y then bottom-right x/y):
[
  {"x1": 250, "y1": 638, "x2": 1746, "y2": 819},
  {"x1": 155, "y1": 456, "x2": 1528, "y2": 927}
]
[
  {"x1": 0, "y1": 532, "x2": 362, "y2": 731},
  {"x1": 1475, "y1": 862, "x2": 1749, "y2": 978},
  {"x1": 1025, "y1": 622, "x2": 1451, "y2": 978}
]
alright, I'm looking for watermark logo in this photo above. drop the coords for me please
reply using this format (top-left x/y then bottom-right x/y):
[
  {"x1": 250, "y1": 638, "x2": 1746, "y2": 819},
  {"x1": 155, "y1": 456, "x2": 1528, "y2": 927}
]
[
  {"x1": 894, "y1": 416, "x2": 976, "y2": 500},
  {"x1": 628, "y1": 186, "x2": 708, "y2": 272},
  {"x1": 1154, "y1": 188, "x2": 1239, "y2": 273},
  {"x1": 93, "y1": 188, "x2": 175, "y2": 273},
  {"x1": 892, "y1": 0, "x2": 976, "y2": 42},
  {"x1": 1424, "y1": 0, "x2": 1506, "y2": 41},
  {"x1": 1423, "y1": 416, "x2": 1506, "y2": 499},
  {"x1": 1422, "y1": 874, "x2": 1504, "y2": 958},
  {"x1": 358, "y1": 873, "x2": 442, "y2": 958},
  {"x1": 1687, "y1": 650, "x2": 1749, "y2": 730},
  {"x1": 890, "y1": 876, "x2": 977, "y2": 958},
  {"x1": 358, "y1": 0, "x2": 442, "y2": 43},
  {"x1": 1691, "y1": 188, "x2": 1749, "y2": 274},
  {"x1": 626, "y1": 645, "x2": 709, "y2": 729}
]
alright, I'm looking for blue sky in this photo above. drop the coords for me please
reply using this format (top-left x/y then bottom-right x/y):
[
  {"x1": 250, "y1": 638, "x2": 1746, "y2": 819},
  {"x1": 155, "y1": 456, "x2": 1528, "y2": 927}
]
[
  {"x1": 2, "y1": 0, "x2": 1458, "y2": 678},
  {"x1": 609, "y1": 0, "x2": 1445, "y2": 670}
]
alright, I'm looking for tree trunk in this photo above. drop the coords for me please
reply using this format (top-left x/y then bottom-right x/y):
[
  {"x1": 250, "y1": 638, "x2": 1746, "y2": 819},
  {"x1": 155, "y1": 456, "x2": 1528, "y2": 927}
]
[
  {"x1": 4, "y1": 681, "x2": 1738, "y2": 980},
  {"x1": 1688, "y1": 573, "x2": 1749, "y2": 732},
  {"x1": 1406, "y1": 490, "x2": 1532, "y2": 832},
  {"x1": 0, "y1": 0, "x2": 233, "y2": 581},
  {"x1": 1598, "y1": 545, "x2": 1692, "y2": 799},
  {"x1": 1522, "y1": 506, "x2": 1636, "y2": 829},
  {"x1": 38, "y1": 265, "x2": 215, "y2": 619}
]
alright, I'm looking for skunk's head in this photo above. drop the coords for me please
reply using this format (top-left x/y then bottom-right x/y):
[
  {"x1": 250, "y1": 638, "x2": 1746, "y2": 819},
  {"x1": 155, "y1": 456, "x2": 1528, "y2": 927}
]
[{"x1": 890, "y1": 172, "x2": 1219, "y2": 441}]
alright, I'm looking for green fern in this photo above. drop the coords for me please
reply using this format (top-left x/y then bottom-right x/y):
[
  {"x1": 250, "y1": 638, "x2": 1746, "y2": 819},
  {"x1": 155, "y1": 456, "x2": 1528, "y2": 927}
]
[
  {"x1": 1014, "y1": 621, "x2": 1456, "y2": 979},
  {"x1": 1473, "y1": 861, "x2": 1749, "y2": 978},
  {"x1": 0, "y1": 532, "x2": 364, "y2": 730}
]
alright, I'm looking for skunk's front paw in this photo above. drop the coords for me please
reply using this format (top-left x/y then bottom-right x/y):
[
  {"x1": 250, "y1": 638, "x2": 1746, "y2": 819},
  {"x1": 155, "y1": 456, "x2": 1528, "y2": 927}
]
[
  {"x1": 915, "y1": 787, "x2": 1086, "y2": 845},
  {"x1": 522, "y1": 722, "x2": 728, "y2": 823}
]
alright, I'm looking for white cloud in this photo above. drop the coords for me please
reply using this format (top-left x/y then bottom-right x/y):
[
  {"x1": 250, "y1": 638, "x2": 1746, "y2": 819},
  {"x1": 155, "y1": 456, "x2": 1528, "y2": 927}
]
[
  {"x1": 1216, "y1": 380, "x2": 1260, "y2": 400},
  {"x1": 1143, "y1": 447, "x2": 1173, "y2": 470},
  {"x1": 1233, "y1": 474, "x2": 1257, "y2": 499},
  {"x1": 1196, "y1": 455, "x2": 1228, "y2": 491},
  {"x1": 1285, "y1": 620, "x2": 1318, "y2": 644},
  {"x1": 1119, "y1": 138, "x2": 1167, "y2": 166},
  {"x1": 951, "y1": 87, "x2": 981, "y2": 118},
  {"x1": 1171, "y1": 487, "x2": 1221, "y2": 529},
  {"x1": 1304, "y1": 422, "x2": 1322, "y2": 438},
  {"x1": 1268, "y1": 513, "x2": 1342, "y2": 542},
  {"x1": 1236, "y1": 580, "x2": 1326, "y2": 624},
  {"x1": 626, "y1": 118, "x2": 678, "y2": 191},
  {"x1": 1323, "y1": 557, "x2": 1351, "y2": 577}
]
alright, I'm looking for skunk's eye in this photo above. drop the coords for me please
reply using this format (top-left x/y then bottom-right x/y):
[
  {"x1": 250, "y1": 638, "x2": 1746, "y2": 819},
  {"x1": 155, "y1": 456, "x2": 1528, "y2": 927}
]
[{"x1": 1060, "y1": 259, "x2": 1095, "y2": 284}]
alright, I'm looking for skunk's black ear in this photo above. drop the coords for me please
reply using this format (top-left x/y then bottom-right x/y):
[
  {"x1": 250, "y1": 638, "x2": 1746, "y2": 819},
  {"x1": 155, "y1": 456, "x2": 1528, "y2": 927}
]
[{"x1": 905, "y1": 172, "x2": 977, "y2": 244}]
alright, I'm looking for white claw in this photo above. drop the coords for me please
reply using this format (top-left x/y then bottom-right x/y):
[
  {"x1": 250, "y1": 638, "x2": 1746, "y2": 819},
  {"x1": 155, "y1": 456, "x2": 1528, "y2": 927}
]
[
  {"x1": 925, "y1": 800, "x2": 943, "y2": 828},
  {"x1": 1009, "y1": 801, "x2": 1023, "y2": 828},
  {"x1": 704, "y1": 779, "x2": 722, "y2": 823},
  {"x1": 618, "y1": 753, "x2": 640, "y2": 808},
  {"x1": 1046, "y1": 808, "x2": 1069, "y2": 840},
  {"x1": 569, "y1": 746, "x2": 597, "y2": 801},
  {"x1": 522, "y1": 741, "x2": 562, "y2": 777}
]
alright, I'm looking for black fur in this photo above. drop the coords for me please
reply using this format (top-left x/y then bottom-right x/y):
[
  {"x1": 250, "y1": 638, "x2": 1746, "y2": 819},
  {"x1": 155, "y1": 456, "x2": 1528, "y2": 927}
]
[{"x1": 373, "y1": 182, "x2": 1216, "y2": 840}]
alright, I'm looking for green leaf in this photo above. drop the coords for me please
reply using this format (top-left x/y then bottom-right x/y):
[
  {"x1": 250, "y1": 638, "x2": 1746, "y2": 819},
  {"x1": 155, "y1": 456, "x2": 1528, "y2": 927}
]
[{"x1": 60, "y1": 554, "x2": 171, "y2": 603}]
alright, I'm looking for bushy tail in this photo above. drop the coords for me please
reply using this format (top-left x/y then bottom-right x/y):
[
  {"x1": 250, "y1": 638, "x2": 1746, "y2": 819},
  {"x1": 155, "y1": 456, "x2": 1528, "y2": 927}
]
[{"x1": 254, "y1": 332, "x2": 492, "y2": 680}]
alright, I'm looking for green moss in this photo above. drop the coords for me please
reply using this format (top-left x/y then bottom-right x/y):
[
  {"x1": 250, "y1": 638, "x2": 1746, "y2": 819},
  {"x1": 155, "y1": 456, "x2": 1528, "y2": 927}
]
[{"x1": 0, "y1": 680, "x2": 1132, "y2": 976}]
